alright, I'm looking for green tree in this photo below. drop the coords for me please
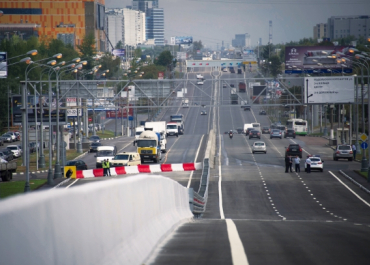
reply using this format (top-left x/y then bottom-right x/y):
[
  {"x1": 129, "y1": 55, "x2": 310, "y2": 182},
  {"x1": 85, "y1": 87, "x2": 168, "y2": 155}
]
[
  {"x1": 268, "y1": 55, "x2": 282, "y2": 77},
  {"x1": 115, "y1": 41, "x2": 124, "y2": 49},
  {"x1": 155, "y1": 50, "x2": 173, "y2": 67}
]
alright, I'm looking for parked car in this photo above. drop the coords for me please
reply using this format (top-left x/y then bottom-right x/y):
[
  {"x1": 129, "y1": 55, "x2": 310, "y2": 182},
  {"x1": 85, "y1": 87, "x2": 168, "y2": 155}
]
[
  {"x1": 249, "y1": 130, "x2": 261, "y2": 139},
  {"x1": 6, "y1": 132, "x2": 17, "y2": 142},
  {"x1": 333, "y1": 144, "x2": 353, "y2": 161},
  {"x1": 270, "y1": 129, "x2": 282, "y2": 139},
  {"x1": 305, "y1": 155, "x2": 324, "y2": 172},
  {"x1": 1, "y1": 134, "x2": 13, "y2": 143},
  {"x1": 6, "y1": 145, "x2": 22, "y2": 158},
  {"x1": 261, "y1": 126, "x2": 270, "y2": 134},
  {"x1": 252, "y1": 141, "x2": 267, "y2": 154},
  {"x1": 285, "y1": 144, "x2": 302, "y2": 158},
  {"x1": 284, "y1": 129, "x2": 296, "y2": 138},
  {"x1": 0, "y1": 149, "x2": 14, "y2": 161},
  {"x1": 89, "y1": 142, "x2": 102, "y2": 153},
  {"x1": 65, "y1": 160, "x2": 88, "y2": 170},
  {"x1": 14, "y1": 132, "x2": 21, "y2": 141},
  {"x1": 0, "y1": 137, "x2": 3, "y2": 146}
]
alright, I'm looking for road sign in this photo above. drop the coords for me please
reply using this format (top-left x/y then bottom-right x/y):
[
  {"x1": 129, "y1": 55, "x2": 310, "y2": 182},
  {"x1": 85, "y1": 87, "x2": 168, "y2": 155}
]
[
  {"x1": 360, "y1": 133, "x2": 368, "y2": 142},
  {"x1": 361, "y1": 142, "x2": 368, "y2": 149}
]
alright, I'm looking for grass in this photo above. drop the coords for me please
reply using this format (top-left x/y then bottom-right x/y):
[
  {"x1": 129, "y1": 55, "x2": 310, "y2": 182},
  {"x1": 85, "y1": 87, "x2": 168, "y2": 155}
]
[
  {"x1": 0, "y1": 179, "x2": 47, "y2": 199},
  {"x1": 94, "y1": 130, "x2": 115, "y2": 138}
]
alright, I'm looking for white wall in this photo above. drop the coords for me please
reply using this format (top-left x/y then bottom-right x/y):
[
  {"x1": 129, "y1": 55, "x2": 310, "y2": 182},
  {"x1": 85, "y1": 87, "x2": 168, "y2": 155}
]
[{"x1": 0, "y1": 175, "x2": 193, "y2": 265}]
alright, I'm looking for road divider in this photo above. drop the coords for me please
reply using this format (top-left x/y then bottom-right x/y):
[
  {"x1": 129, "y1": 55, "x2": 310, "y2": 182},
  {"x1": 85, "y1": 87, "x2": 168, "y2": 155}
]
[
  {"x1": 74, "y1": 162, "x2": 203, "y2": 178},
  {"x1": 0, "y1": 174, "x2": 193, "y2": 265}
]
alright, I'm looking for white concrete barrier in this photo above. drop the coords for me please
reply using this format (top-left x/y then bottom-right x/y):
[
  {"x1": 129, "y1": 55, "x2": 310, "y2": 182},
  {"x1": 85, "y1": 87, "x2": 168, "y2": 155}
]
[{"x1": 0, "y1": 174, "x2": 193, "y2": 265}]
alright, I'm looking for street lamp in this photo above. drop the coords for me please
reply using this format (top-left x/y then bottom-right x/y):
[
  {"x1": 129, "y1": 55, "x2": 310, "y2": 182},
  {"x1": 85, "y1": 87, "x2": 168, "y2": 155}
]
[{"x1": 0, "y1": 49, "x2": 38, "y2": 63}]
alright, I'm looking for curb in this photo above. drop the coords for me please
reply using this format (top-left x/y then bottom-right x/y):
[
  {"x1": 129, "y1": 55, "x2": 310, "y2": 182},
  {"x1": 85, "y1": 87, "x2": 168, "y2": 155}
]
[{"x1": 339, "y1": 170, "x2": 370, "y2": 195}]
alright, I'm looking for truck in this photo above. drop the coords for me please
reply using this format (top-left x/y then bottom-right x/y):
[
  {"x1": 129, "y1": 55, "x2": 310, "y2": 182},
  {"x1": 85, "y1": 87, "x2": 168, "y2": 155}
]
[
  {"x1": 230, "y1": 88, "x2": 238, "y2": 105},
  {"x1": 135, "y1": 126, "x2": 145, "y2": 140},
  {"x1": 196, "y1": 74, "x2": 204, "y2": 79},
  {"x1": 170, "y1": 114, "x2": 184, "y2": 123},
  {"x1": 182, "y1": 98, "x2": 189, "y2": 108},
  {"x1": 239, "y1": 82, "x2": 246, "y2": 93},
  {"x1": 136, "y1": 130, "x2": 161, "y2": 163},
  {"x1": 0, "y1": 161, "x2": 17, "y2": 181},
  {"x1": 144, "y1": 121, "x2": 167, "y2": 153},
  {"x1": 244, "y1": 123, "x2": 253, "y2": 134}
]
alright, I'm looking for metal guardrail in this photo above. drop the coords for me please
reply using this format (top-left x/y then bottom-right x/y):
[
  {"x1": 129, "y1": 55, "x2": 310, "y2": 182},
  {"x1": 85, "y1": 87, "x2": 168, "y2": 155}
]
[{"x1": 189, "y1": 158, "x2": 210, "y2": 217}]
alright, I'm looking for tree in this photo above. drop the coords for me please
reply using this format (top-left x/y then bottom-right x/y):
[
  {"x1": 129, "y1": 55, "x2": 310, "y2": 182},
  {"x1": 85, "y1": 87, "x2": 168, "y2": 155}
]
[
  {"x1": 268, "y1": 55, "x2": 282, "y2": 77},
  {"x1": 115, "y1": 41, "x2": 124, "y2": 49},
  {"x1": 155, "y1": 50, "x2": 173, "y2": 67},
  {"x1": 77, "y1": 33, "x2": 96, "y2": 58}
]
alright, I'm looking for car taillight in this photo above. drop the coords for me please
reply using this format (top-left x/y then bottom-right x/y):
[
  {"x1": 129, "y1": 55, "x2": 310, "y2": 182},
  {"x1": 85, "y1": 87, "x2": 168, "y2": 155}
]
[
  {"x1": 299, "y1": 148, "x2": 302, "y2": 152},
  {"x1": 318, "y1": 162, "x2": 322, "y2": 164},
  {"x1": 249, "y1": 133, "x2": 252, "y2": 135},
  {"x1": 258, "y1": 133, "x2": 260, "y2": 135},
  {"x1": 279, "y1": 132, "x2": 281, "y2": 135},
  {"x1": 350, "y1": 151, "x2": 353, "y2": 154},
  {"x1": 336, "y1": 151, "x2": 340, "y2": 154},
  {"x1": 286, "y1": 148, "x2": 289, "y2": 152}
]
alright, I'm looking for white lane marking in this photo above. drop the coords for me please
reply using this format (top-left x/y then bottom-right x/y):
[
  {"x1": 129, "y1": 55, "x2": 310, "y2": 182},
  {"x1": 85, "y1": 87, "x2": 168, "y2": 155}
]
[
  {"x1": 66, "y1": 179, "x2": 79, "y2": 189},
  {"x1": 329, "y1": 171, "x2": 370, "y2": 207},
  {"x1": 52, "y1": 178, "x2": 70, "y2": 189},
  {"x1": 219, "y1": 133, "x2": 225, "y2": 218},
  {"x1": 118, "y1": 141, "x2": 136, "y2": 153},
  {"x1": 187, "y1": 134, "x2": 204, "y2": 188},
  {"x1": 226, "y1": 219, "x2": 250, "y2": 265}
]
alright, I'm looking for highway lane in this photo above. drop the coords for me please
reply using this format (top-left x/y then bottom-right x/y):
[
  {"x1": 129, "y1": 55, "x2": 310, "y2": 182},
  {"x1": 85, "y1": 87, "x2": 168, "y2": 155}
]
[{"x1": 148, "y1": 70, "x2": 370, "y2": 264}]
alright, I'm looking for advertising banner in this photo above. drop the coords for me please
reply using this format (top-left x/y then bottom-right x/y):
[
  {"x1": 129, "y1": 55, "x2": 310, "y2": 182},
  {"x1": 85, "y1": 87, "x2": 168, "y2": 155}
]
[
  {"x1": 175, "y1": 36, "x2": 193, "y2": 45},
  {"x1": 0, "y1": 52, "x2": 7, "y2": 78},
  {"x1": 112, "y1": 49, "x2": 126, "y2": 57},
  {"x1": 285, "y1": 46, "x2": 353, "y2": 74},
  {"x1": 105, "y1": 107, "x2": 133, "y2": 119},
  {"x1": 304, "y1": 76, "x2": 355, "y2": 104},
  {"x1": 12, "y1": 95, "x2": 67, "y2": 124},
  {"x1": 158, "y1": 72, "x2": 164, "y2": 79}
]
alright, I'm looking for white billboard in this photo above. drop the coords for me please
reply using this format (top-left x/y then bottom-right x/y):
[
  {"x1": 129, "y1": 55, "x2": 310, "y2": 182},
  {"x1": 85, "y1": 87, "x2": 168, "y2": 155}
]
[
  {"x1": 305, "y1": 76, "x2": 354, "y2": 104},
  {"x1": 0, "y1": 52, "x2": 7, "y2": 78},
  {"x1": 67, "y1": 108, "x2": 82, "y2": 117}
]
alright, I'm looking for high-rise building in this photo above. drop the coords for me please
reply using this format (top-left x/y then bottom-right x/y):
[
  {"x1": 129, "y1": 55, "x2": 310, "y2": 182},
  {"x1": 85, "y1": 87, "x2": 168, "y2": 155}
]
[
  {"x1": 313, "y1": 23, "x2": 327, "y2": 39},
  {"x1": 123, "y1": 8, "x2": 146, "y2": 47},
  {"x1": 146, "y1": 8, "x2": 164, "y2": 46},
  {"x1": 232, "y1": 34, "x2": 251, "y2": 48},
  {"x1": 0, "y1": 0, "x2": 106, "y2": 51},
  {"x1": 327, "y1": 15, "x2": 370, "y2": 40},
  {"x1": 106, "y1": 9, "x2": 124, "y2": 50}
]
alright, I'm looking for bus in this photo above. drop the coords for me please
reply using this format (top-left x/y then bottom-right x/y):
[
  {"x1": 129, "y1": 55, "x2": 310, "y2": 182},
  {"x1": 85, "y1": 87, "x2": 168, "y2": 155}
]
[{"x1": 286, "y1": 119, "x2": 308, "y2": 136}]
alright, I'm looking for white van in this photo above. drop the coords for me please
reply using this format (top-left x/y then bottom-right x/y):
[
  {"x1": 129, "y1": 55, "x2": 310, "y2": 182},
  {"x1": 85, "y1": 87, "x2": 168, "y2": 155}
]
[
  {"x1": 95, "y1": 146, "x2": 117, "y2": 168},
  {"x1": 111, "y1": 152, "x2": 141, "y2": 167},
  {"x1": 252, "y1": 123, "x2": 261, "y2": 131},
  {"x1": 243, "y1": 123, "x2": 253, "y2": 134}
]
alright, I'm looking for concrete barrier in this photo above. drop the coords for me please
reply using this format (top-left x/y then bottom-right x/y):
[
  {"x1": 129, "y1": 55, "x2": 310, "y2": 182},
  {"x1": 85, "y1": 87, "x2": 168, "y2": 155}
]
[{"x1": 0, "y1": 174, "x2": 193, "y2": 265}]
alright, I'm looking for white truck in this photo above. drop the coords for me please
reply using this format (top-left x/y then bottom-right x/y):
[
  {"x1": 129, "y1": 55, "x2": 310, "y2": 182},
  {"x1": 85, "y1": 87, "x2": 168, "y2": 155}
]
[
  {"x1": 135, "y1": 126, "x2": 145, "y2": 140},
  {"x1": 244, "y1": 123, "x2": 253, "y2": 134},
  {"x1": 196, "y1": 74, "x2": 204, "y2": 79},
  {"x1": 144, "y1": 121, "x2": 167, "y2": 153},
  {"x1": 182, "y1": 98, "x2": 189, "y2": 108}
]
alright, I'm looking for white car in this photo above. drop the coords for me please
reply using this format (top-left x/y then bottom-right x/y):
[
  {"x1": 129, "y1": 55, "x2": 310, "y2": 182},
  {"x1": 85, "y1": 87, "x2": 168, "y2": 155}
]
[
  {"x1": 197, "y1": 80, "x2": 204, "y2": 85},
  {"x1": 7, "y1": 145, "x2": 22, "y2": 158},
  {"x1": 252, "y1": 141, "x2": 267, "y2": 154},
  {"x1": 305, "y1": 155, "x2": 324, "y2": 172},
  {"x1": 200, "y1": 111, "x2": 207, "y2": 115}
]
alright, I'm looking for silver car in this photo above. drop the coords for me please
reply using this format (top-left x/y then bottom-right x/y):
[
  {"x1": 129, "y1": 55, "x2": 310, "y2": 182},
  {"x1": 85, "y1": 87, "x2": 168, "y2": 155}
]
[
  {"x1": 333, "y1": 144, "x2": 353, "y2": 161},
  {"x1": 252, "y1": 141, "x2": 267, "y2": 154}
]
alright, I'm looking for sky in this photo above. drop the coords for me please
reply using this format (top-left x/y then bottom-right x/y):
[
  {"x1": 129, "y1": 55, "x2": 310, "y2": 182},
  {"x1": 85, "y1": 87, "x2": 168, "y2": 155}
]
[{"x1": 105, "y1": 0, "x2": 370, "y2": 50}]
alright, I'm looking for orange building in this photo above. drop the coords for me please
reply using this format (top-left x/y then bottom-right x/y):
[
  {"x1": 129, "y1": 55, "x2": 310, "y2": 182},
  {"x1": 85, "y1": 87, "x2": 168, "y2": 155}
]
[{"x1": 0, "y1": 0, "x2": 106, "y2": 51}]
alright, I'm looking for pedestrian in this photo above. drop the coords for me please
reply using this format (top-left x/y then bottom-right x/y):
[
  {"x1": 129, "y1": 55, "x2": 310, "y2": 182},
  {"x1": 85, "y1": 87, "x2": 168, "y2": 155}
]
[
  {"x1": 288, "y1": 156, "x2": 293, "y2": 172},
  {"x1": 106, "y1": 159, "x2": 111, "y2": 176},
  {"x1": 285, "y1": 155, "x2": 290, "y2": 173},
  {"x1": 294, "y1": 155, "x2": 300, "y2": 172},
  {"x1": 102, "y1": 159, "x2": 107, "y2": 176},
  {"x1": 352, "y1": 144, "x2": 357, "y2": 160},
  {"x1": 305, "y1": 155, "x2": 312, "y2": 173}
]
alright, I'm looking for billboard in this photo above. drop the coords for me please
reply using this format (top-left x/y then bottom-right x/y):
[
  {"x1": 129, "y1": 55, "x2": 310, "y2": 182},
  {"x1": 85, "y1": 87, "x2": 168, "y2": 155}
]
[
  {"x1": 285, "y1": 46, "x2": 353, "y2": 74},
  {"x1": 12, "y1": 95, "x2": 67, "y2": 124},
  {"x1": 253, "y1": 86, "x2": 267, "y2": 96},
  {"x1": 105, "y1": 107, "x2": 133, "y2": 119},
  {"x1": 0, "y1": 52, "x2": 7, "y2": 78},
  {"x1": 113, "y1": 49, "x2": 126, "y2": 57},
  {"x1": 174, "y1": 36, "x2": 193, "y2": 45},
  {"x1": 304, "y1": 76, "x2": 354, "y2": 104}
]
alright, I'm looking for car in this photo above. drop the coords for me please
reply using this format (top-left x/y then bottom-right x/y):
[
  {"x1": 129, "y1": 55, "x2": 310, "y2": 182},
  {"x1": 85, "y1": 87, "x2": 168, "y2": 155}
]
[
  {"x1": 6, "y1": 132, "x2": 17, "y2": 142},
  {"x1": 14, "y1": 132, "x2": 21, "y2": 141},
  {"x1": 285, "y1": 144, "x2": 302, "y2": 158},
  {"x1": 261, "y1": 126, "x2": 270, "y2": 134},
  {"x1": 111, "y1": 152, "x2": 141, "y2": 167},
  {"x1": 1, "y1": 134, "x2": 13, "y2": 143},
  {"x1": 6, "y1": 145, "x2": 22, "y2": 158},
  {"x1": 244, "y1": 105, "x2": 251, "y2": 111},
  {"x1": 200, "y1": 111, "x2": 207, "y2": 115},
  {"x1": 0, "y1": 149, "x2": 14, "y2": 161},
  {"x1": 29, "y1": 142, "x2": 37, "y2": 153},
  {"x1": 230, "y1": 84, "x2": 235, "y2": 87},
  {"x1": 88, "y1": 135, "x2": 101, "y2": 143},
  {"x1": 197, "y1": 80, "x2": 204, "y2": 85},
  {"x1": 270, "y1": 129, "x2": 282, "y2": 139},
  {"x1": 333, "y1": 144, "x2": 353, "y2": 161},
  {"x1": 245, "y1": 127, "x2": 254, "y2": 135},
  {"x1": 89, "y1": 142, "x2": 102, "y2": 152},
  {"x1": 252, "y1": 141, "x2": 267, "y2": 154},
  {"x1": 305, "y1": 155, "x2": 324, "y2": 172},
  {"x1": 259, "y1": 110, "x2": 266, "y2": 115},
  {"x1": 65, "y1": 160, "x2": 88, "y2": 170},
  {"x1": 249, "y1": 130, "x2": 261, "y2": 139},
  {"x1": 236, "y1": 128, "x2": 243, "y2": 134},
  {"x1": 0, "y1": 138, "x2": 3, "y2": 146},
  {"x1": 223, "y1": 83, "x2": 227, "y2": 88},
  {"x1": 284, "y1": 129, "x2": 296, "y2": 138}
]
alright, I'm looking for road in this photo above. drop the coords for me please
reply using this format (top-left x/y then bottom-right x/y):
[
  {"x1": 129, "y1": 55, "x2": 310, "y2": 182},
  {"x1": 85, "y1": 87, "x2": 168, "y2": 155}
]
[{"x1": 57, "y1": 69, "x2": 370, "y2": 264}]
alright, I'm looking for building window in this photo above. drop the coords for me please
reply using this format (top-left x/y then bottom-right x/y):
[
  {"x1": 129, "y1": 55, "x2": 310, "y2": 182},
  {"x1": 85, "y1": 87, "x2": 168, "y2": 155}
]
[{"x1": 1, "y1": 8, "x2": 42, "y2": 15}]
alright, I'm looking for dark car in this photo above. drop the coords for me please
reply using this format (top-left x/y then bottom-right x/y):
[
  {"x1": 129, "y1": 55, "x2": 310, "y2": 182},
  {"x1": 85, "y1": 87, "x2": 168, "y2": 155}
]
[
  {"x1": 261, "y1": 126, "x2": 270, "y2": 134},
  {"x1": 0, "y1": 137, "x2": 3, "y2": 146},
  {"x1": 29, "y1": 142, "x2": 37, "y2": 153},
  {"x1": 259, "y1": 110, "x2": 266, "y2": 115},
  {"x1": 285, "y1": 144, "x2": 302, "y2": 158},
  {"x1": 0, "y1": 149, "x2": 14, "y2": 161},
  {"x1": 90, "y1": 142, "x2": 102, "y2": 152},
  {"x1": 244, "y1": 105, "x2": 251, "y2": 111},
  {"x1": 236, "y1": 128, "x2": 243, "y2": 134},
  {"x1": 249, "y1": 130, "x2": 261, "y2": 139},
  {"x1": 65, "y1": 160, "x2": 88, "y2": 170},
  {"x1": 284, "y1": 129, "x2": 296, "y2": 138},
  {"x1": 245, "y1": 127, "x2": 254, "y2": 135},
  {"x1": 230, "y1": 84, "x2": 235, "y2": 87}
]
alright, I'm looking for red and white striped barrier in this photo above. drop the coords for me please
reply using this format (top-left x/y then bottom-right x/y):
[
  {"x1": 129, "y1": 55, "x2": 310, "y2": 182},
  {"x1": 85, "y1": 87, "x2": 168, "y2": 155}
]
[{"x1": 73, "y1": 162, "x2": 203, "y2": 179}]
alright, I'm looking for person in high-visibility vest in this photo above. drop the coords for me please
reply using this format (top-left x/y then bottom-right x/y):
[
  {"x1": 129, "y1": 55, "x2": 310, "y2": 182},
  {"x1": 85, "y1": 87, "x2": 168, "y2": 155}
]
[
  {"x1": 102, "y1": 159, "x2": 107, "y2": 176},
  {"x1": 106, "y1": 160, "x2": 111, "y2": 176}
]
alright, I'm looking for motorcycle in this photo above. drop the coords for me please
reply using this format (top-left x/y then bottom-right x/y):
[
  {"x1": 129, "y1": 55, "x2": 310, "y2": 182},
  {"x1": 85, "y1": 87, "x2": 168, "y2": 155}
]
[{"x1": 229, "y1": 133, "x2": 233, "y2": 139}]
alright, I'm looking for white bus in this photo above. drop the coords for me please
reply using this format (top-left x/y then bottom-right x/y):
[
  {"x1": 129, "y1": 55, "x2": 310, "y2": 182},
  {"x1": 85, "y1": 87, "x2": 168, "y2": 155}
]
[{"x1": 286, "y1": 119, "x2": 308, "y2": 136}]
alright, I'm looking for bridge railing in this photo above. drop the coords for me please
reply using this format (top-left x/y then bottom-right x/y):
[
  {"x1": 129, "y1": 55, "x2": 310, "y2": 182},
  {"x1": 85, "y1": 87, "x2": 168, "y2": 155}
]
[{"x1": 189, "y1": 158, "x2": 210, "y2": 217}]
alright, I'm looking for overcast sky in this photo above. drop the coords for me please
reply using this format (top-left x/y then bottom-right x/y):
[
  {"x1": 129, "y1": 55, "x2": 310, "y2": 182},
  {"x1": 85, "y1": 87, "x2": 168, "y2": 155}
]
[{"x1": 105, "y1": 0, "x2": 370, "y2": 49}]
